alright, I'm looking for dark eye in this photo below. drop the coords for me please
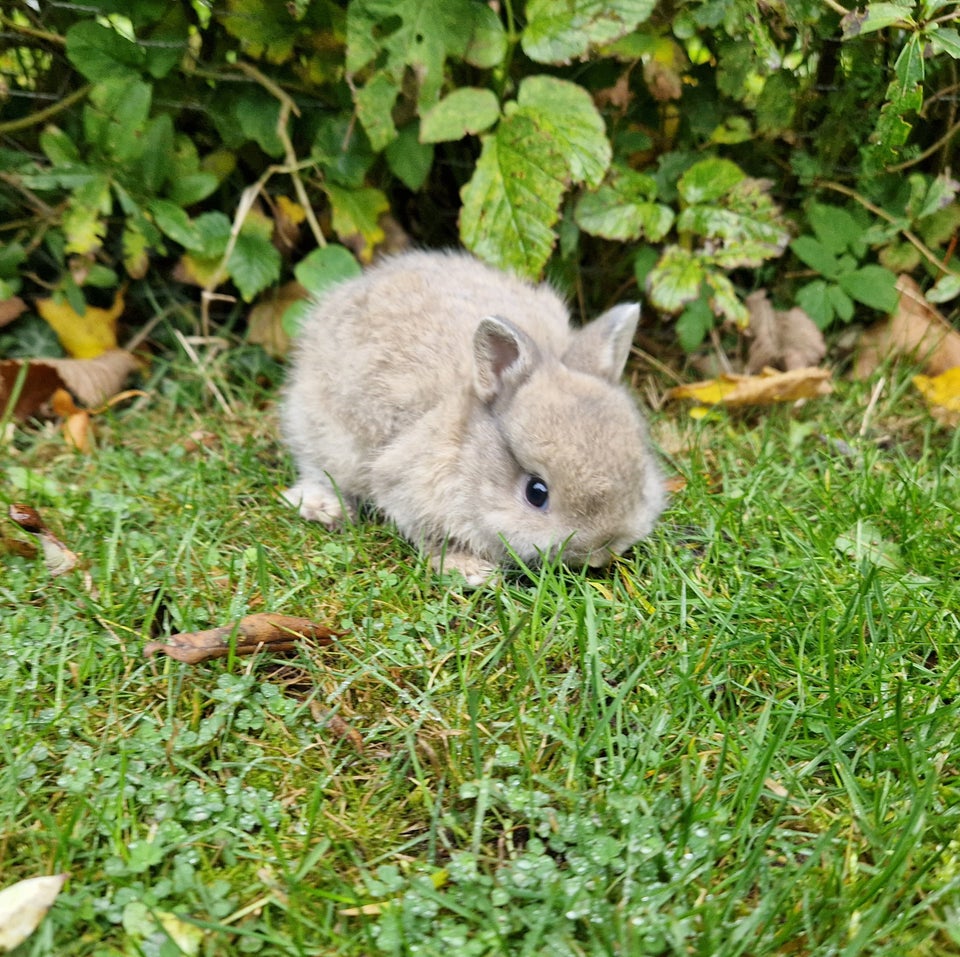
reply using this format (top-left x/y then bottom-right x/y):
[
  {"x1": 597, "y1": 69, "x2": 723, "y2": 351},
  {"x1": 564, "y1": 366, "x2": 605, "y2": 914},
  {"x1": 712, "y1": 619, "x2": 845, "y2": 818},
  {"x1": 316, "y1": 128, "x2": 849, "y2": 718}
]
[{"x1": 524, "y1": 476, "x2": 549, "y2": 510}]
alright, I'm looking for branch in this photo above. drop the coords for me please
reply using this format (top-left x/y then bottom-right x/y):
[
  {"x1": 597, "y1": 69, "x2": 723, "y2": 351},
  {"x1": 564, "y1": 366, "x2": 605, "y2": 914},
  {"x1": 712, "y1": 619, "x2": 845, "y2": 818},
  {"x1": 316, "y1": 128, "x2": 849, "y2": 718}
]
[{"x1": 0, "y1": 84, "x2": 92, "y2": 135}]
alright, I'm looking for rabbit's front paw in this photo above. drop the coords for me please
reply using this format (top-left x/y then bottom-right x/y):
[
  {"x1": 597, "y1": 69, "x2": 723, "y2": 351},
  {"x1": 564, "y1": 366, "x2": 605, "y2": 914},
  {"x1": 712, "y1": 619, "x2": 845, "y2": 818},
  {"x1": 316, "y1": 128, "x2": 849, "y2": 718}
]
[
  {"x1": 431, "y1": 550, "x2": 499, "y2": 589},
  {"x1": 282, "y1": 482, "x2": 352, "y2": 527}
]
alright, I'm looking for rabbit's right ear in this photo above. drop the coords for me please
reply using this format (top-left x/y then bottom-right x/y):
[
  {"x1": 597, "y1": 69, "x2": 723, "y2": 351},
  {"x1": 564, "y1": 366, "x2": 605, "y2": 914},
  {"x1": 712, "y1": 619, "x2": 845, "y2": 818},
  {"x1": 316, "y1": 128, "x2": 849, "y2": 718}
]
[{"x1": 473, "y1": 316, "x2": 540, "y2": 403}]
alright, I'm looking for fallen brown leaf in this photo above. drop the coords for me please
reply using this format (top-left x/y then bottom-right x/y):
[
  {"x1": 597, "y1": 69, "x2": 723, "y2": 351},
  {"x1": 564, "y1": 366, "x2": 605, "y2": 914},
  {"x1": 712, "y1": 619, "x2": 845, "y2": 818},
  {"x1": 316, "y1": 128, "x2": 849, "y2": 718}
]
[
  {"x1": 666, "y1": 367, "x2": 833, "y2": 407},
  {"x1": 854, "y1": 274, "x2": 960, "y2": 379},
  {"x1": 8, "y1": 503, "x2": 79, "y2": 577},
  {"x1": 309, "y1": 700, "x2": 364, "y2": 754},
  {"x1": 745, "y1": 290, "x2": 826, "y2": 373},
  {"x1": 0, "y1": 350, "x2": 139, "y2": 420},
  {"x1": 144, "y1": 613, "x2": 342, "y2": 663},
  {"x1": 0, "y1": 295, "x2": 27, "y2": 327},
  {"x1": 246, "y1": 281, "x2": 306, "y2": 359}
]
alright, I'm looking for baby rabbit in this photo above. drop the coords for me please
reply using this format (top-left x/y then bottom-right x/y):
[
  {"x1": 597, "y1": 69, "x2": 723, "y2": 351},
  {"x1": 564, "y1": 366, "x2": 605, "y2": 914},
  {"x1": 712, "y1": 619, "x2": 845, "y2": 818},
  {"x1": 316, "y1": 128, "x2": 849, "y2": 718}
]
[{"x1": 281, "y1": 250, "x2": 664, "y2": 586}]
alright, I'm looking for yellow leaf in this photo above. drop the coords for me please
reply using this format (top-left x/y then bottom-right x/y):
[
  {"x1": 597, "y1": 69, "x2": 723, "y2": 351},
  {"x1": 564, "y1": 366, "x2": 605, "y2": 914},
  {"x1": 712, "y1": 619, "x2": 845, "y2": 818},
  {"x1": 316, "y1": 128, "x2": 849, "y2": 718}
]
[
  {"x1": 36, "y1": 290, "x2": 124, "y2": 359},
  {"x1": 276, "y1": 195, "x2": 306, "y2": 225},
  {"x1": 913, "y1": 366, "x2": 960, "y2": 427},
  {"x1": 666, "y1": 367, "x2": 832, "y2": 407}
]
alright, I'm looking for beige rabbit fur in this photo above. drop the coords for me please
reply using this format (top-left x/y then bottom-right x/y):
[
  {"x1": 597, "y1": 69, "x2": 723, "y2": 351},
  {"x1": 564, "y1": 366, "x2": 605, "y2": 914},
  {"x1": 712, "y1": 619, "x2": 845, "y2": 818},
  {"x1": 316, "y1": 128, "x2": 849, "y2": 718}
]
[{"x1": 281, "y1": 250, "x2": 664, "y2": 585}]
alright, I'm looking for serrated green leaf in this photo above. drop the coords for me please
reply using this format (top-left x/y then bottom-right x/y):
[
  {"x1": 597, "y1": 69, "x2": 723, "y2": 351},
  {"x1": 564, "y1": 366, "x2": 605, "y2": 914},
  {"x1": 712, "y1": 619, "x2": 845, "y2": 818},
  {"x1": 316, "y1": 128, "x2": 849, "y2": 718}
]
[
  {"x1": 232, "y1": 89, "x2": 284, "y2": 157},
  {"x1": 63, "y1": 175, "x2": 112, "y2": 255},
  {"x1": 149, "y1": 199, "x2": 206, "y2": 251},
  {"x1": 385, "y1": 124, "x2": 434, "y2": 191},
  {"x1": 838, "y1": 265, "x2": 899, "y2": 312},
  {"x1": 293, "y1": 245, "x2": 362, "y2": 297},
  {"x1": 705, "y1": 271, "x2": 748, "y2": 326},
  {"x1": 228, "y1": 216, "x2": 282, "y2": 301},
  {"x1": 122, "y1": 220, "x2": 152, "y2": 279},
  {"x1": 84, "y1": 79, "x2": 153, "y2": 163},
  {"x1": 459, "y1": 115, "x2": 566, "y2": 278},
  {"x1": 65, "y1": 20, "x2": 146, "y2": 82},
  {"x1": 829, "y1": 284, "x2": 855, "y2": 323},
  {"x1": 522, "y1": 0, "x2": 656, "y2": 64},
  {"x1": 516, "y1": 75, "x2": 610, "y2": 189},
  {"x1": 575, "y1": 169, "x2": 672, "y2": 241},
  {"x1": 791, "y1": 236, "x2": 841, "y2": 279},
  {"x1": 646, "y1": 246, "x2": 705, "y2": 314},
  {"x1": 324, "y1": 183, "x2": 390, "y2": 260},
  {"x1": 312, "y1": 116, "x2": 376, "y2": 189},
  {"x1": 796, "y1": 280, "x2": 834, "y2": 330},
  {"x1": 677, "y1": 158, "x2": 744, "y2": 205},
  {"x1": 168, "y1": 173, "x2": 219, "y2": 208},
  {"x1": 218, "y1": 0, "x2": 301, "y2": 63},
  {"x1": 420, "y1": 88, "x2": 500, "y2": 143},
  {"x1": 807, "y1": 203, "x2": 864, "y2": 256}
]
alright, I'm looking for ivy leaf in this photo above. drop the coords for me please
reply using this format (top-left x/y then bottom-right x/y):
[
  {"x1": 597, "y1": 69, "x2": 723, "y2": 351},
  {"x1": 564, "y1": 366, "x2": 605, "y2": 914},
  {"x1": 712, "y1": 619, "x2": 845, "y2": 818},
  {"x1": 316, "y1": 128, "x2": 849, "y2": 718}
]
[
  {"x1": 420, "y1": 88, "x2": 500, "y2": 143},
  {"x1": 324, "y1": 183, "x2": 390, "y2": 261},
  {"x1": 838, "y1": 265, "x2": 899, "y2": 312},
  {"x1": 646, "y1": 246, "x2": 705, "y2": 315},
  {"x1": 65, "y1": 20, "x2": 146, "y2": 82},
  {"x1": 522, "y1": 0, "x2": 656, "y2": 64},
  {"x1": 575, "y1": 168, "x2": 673, "y2": 241},
  {"x1": 459, "y1": 76, "x2": 610, "y2": 277}
]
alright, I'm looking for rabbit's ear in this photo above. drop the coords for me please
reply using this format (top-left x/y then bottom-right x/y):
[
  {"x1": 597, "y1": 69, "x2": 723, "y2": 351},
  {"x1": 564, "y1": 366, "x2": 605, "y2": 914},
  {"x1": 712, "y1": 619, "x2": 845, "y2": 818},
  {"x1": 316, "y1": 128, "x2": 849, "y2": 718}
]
[
  {"x1": 473, "y1": 316, "x2": 540, "y2": 402},
  {"x1": 564, "y1": 302, "x2": 640, "y2": 382}
]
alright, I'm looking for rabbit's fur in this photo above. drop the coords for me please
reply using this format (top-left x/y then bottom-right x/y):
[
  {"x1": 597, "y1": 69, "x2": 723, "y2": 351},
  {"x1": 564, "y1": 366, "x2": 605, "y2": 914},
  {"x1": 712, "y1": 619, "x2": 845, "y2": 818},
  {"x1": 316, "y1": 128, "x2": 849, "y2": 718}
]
[{"x1": 281, "y1": 250, "x2": 664, "y2": 585}]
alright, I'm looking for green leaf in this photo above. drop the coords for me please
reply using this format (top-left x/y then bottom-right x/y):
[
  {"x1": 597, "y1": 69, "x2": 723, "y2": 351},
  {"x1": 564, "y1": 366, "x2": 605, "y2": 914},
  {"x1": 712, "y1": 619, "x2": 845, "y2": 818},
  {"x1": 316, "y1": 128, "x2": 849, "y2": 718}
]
[
  {"x1": 168, "y1": 173, "x2": 219, "y2": 208},
  {"x1": 65, "y1": 20, "x2": 146, "y2": 82},
  {"x1": 646, "y1": 246, "x2": 705, "y2": 315},
  {"x1": 930, "y1": 27, "x2": 960, "y2": 59},
  {"x1": 385, "y1": 124, "x2": 434, "y2": 191},
  {"x1": 149, "y1": 199, "x2": 206, "y2": 251},
  {"x1": 677, "y1": 158, "x2": 744, "y2": 205},
  {"x1": 459, "y1": 115, "x2": 566, "y2": 277},
  {"x1": 838, "y1": 265, "x2": 899, "y2": 312},
  {"x1": 458, "y1": 76, "x2": 611, "y2": 277},
  {"x1": 218, "y1": 0, "x2": 302, "y2": 63},
  {"x1": 293, "y1": 245, "x2": 362, "y2": 297},
  {"x1": 84, "y1": 79, "x2": 153, "y2": 163},
  {"x1": 522, "y1": 0, "x2": 656, "y2": 64},
  {"x1": 796, "y1": 280, "x2": 834, "y2": 330},
  {"x1": 675, "y1": 294, "x2": 713, "y2": 352},
  {"x1": 841, "y1": 2, "x2": 914, "y2": 38},
  {"x1": 829, "y1": 284, "x2": 855, "y2": 323},
  {"x1": 63, "y1": 175, "x2": 112, "y2": 254},
  {"x1": 420, "y1": 88, "x2": 500, "y2": 143},
  {"x1": 926, "y1": 273, "x2": 960, "y2": 304},
  {"x1": 39, "y1": 127, "x2": 81, "y2": 167},
  {"x1": 515, "y1": 75, "x2": 610, "y2": 189},
  {"x1": 312, "y1": 116, "x2": 376, "y2": 189},
  {"x1": 807, "y1": 203, "x2": 864, "y2": 257},
  {"x1": 464, "y1": 3, "x2": 508, "y2": 68},
  {"x1": 324, "y1": 183, "x2": 390, "y2": 259},
  {"x1": 139, "y1": 115, "x2": 174, "y2": 194},
  {"x1": 791, "y1": 236, "x2": 841, "y2": 279},
  {"x1": 354, "y1": 71, "x2": 399, "y2": 152},
  {"x1": 228, "y1": 215, "x2": 282, "y2": 301},
  {"x1": 232, "y1": 89, "x2": 284, "y2": 157},
  {"x1": 575, "y1": 169, "x2": 673, "y2": 241},
  {"x1": 633, "y1": 246, "x2": 659, "y2": 289},
  {"x1": 705, "y1": 271, "x2": 748, "y2": 326}
]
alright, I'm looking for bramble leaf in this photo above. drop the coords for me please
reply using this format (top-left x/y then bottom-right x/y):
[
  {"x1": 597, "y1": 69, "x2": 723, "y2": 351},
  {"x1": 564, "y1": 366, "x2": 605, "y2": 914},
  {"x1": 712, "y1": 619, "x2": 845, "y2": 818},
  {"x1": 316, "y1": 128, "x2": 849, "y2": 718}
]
[
  {"x1": 420, "y1": 88, "x2": 500, "y2": 143},
  {"x1": 65, "y1": 21, "x2": 146, "y2": 82},
  {"x1": 838, "y1": 265, "x2": 899, "y2": 312},
  {"x1": 324, "y1": 183, "x2": 390, "y2": 261},
  {"x1": 522, "y1": 0, "x2": 656, "y2": 64},
  {"x1": 575, "y1": 168, "x2": 673, "y2": 241},
  {"x1": 646, "y1": 246, "x2": 705, "y2": 314}
]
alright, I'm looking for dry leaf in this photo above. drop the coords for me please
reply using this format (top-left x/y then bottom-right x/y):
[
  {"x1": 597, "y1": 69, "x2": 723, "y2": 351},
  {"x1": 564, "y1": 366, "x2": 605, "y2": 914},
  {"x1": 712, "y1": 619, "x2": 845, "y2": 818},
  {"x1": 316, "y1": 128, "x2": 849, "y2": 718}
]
[
  {"x1": 35, "y1": 289, "x2": 125, "y2": 358},
  {"x1": 246, "y1": 281, "x2": 307, "y2": 359},
  {"x1": 0, "y1": 874, "x2": 69, "y2": 953},
  {"x1": 8, "y1": 503, "x2": 79, "y2": 576},
  {"x1": 51, "y1": 388, "x2": 91, "y2": 452},
  {"x1": 0, "y1": 296, "x2": 27, "y2": 328},
  {"x1": 666, "y1": 367, "x2": 833, "y2": 407},
  {"x1": 855, "y1": 274, "x2": 960, "y2": 379},
  {"x1": 0, "y1": 350, "x2": 139, "y2": 421},
  {"x1": 272, "y1": 195, "x2": 305, "y2": 257},
  {"x1": 745, "y1": 290, "x2": 826, "y2": 373},
  {"x1": 913, "y1": 366, "x2": 960, "y2": 427},
  {"x1": 144, "y1": 613, "x2": 342, "y2": 663},
  {"x1": 309, "y1": 700, "x2": 364, "y2": 754}
]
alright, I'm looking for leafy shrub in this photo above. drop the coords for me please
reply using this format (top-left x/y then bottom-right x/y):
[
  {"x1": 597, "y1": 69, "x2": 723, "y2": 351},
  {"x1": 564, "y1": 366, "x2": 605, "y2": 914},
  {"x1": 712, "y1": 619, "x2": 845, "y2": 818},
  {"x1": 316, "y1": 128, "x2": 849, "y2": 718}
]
[{"x1": 0, "y1": 0, "x2": 958, "y2": 356}]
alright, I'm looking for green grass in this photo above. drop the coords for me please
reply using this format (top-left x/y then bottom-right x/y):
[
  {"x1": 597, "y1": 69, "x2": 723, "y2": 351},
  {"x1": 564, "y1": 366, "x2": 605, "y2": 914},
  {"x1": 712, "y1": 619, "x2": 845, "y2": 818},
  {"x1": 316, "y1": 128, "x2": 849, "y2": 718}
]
[{"x1": 2, "y1": 354, "x2": 960, "y2": 956}]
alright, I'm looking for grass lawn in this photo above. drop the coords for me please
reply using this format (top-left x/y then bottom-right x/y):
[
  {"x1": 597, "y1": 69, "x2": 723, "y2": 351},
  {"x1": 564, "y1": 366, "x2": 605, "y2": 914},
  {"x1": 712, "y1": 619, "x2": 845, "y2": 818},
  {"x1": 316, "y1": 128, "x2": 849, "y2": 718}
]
[{"x1": 2, "y1": 351, "x2": 959, "y2": 956}]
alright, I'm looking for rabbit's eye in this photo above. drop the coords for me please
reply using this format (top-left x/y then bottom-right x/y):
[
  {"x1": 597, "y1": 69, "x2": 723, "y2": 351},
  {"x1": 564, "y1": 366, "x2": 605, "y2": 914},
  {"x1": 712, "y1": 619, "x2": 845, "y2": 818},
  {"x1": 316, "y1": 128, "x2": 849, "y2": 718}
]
[{"x1": 525, "y1": 476, "x2": 549, "y2": 510}]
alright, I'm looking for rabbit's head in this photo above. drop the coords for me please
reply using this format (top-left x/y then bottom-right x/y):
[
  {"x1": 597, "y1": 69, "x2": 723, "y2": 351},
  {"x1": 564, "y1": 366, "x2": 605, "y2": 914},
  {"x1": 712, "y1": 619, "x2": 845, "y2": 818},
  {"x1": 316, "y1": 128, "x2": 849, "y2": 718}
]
[{"x1": 463, "y1": 304, "x2": 664, "y2": 567}]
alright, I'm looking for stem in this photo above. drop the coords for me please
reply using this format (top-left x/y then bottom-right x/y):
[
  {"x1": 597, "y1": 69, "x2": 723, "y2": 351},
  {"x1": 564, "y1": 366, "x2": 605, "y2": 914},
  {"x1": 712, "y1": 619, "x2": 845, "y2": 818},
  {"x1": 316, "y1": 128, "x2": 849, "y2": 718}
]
[
  {"x1": 0, "y1": 84, "x2": 92, "y2": 135},
  {"x1": 0, "y1": 12, "x2": 65, "y2": 46},
  {"x1": 819, "y1": 180, "x2": 957, "y2": 277}
]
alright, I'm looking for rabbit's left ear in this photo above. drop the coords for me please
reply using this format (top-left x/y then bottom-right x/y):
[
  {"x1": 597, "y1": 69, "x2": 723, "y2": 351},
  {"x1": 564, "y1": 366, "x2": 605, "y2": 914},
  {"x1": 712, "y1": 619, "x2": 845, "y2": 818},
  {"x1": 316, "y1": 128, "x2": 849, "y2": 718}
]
[
  {"x1": 564, "y1": 303, "x2": 639, "y2": 382},
  {"x1": 473, "y1": 316, "x2": 541, "y2": 403}
]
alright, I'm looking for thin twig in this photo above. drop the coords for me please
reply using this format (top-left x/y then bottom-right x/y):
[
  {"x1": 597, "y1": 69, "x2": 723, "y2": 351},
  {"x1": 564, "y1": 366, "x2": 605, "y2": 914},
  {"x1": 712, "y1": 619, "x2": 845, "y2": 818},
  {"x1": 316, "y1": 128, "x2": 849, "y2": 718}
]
[
  {"x1": 173, "y1": 329, "x2": 234, "y2": 417},
  {"x1": 0, "y1": 84, "x2": 91, "y2": 135},
  {"x1": 886, "y1": 115, "x2": 960, "y2": 173}
]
